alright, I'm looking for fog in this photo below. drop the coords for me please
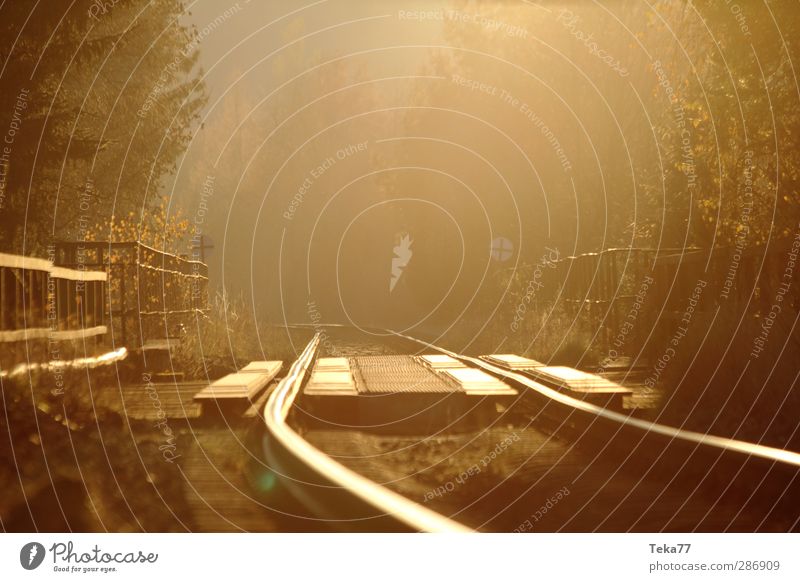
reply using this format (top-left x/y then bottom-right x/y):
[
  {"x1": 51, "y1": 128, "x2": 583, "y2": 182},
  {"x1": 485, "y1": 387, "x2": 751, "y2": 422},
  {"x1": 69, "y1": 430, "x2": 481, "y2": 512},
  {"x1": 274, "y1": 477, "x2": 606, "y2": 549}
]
[{"x1": 169, "y1": 0, "x2": 798, "y2": 340}]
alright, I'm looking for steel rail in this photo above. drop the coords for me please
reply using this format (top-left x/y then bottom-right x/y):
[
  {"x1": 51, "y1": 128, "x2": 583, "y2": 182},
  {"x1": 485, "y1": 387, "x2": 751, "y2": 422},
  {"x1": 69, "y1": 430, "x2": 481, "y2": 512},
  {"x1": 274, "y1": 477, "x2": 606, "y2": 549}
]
[
  {"x1": 262, "y1": 333, "x2": 472, "y2": 532},
  {"x1": 390, "y1": 329, "x2": 800, "y2": 468}
]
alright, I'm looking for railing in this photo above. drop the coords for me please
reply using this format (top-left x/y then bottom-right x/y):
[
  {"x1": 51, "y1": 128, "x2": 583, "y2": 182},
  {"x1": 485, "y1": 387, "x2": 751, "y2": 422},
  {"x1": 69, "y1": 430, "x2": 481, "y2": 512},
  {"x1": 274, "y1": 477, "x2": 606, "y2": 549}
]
[
  {"x1": 532, "y1": 243, "x2": 799, "y2": 362},
  {"x1": 539, "y1": 247, "x2": 668, "y2": 305},
  {"x1": 540, "y1": 243, "x2": 798, "y2": 310},
  {"x1": 0, "y1": 250, "x2": 107, "y2": 344},
  {"x1": 54, "y1": 241, "x2": 209, "y2": 347}
]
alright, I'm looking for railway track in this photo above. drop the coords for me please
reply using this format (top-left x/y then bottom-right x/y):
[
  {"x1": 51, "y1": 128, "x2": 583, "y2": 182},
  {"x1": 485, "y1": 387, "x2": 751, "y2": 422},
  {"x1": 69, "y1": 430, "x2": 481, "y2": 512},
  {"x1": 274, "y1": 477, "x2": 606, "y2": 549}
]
[
  {"x1": 262, "y1": 333, "x2": 471, "y2": 532},
  {"x1": 262, "y1": 327, "x2": 800, "y2": 532}
]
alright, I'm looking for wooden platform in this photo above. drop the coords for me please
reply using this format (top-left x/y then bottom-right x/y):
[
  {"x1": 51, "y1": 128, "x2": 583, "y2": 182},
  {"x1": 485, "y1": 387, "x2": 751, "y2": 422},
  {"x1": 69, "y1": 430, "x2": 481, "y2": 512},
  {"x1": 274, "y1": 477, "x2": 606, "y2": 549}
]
[
  {"x1": 240, "y1": 361, "x2": 284, "y2": 373},
  {"x1": 529, "y1": 366, "x2": 632, "y2": 395},
  {"x1": 480, "y1": 354, "x2": 632, "y2": 409},
  {"x1": 300, "y1": 355, "x2": 515, "y2": 433},
  {"x1": 416, "y1": 354, "x2": 467, "y2": 370},
  {"x1": 304, "y1": 355, "x2": 515, "y2": 397},
  {"x1": 94, "y1": 380, "x2": 206, "y2": 420},
  {"x1": 441, "y1": 367, "x2": 517, "y2": 396},
  {"x1": 304, "y1": 357, "x2": 358, "y2": 395},
  {"x1": 193, "y1": 361, "x2": 283, "y2": 413}
]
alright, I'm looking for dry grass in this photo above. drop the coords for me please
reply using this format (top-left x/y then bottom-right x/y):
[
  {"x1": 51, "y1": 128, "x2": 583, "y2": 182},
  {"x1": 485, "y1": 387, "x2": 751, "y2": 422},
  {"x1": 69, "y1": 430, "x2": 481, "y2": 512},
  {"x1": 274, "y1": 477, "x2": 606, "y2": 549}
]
[
  {"x1": 174, "y1": 292, "x2": 307, "y2": 380},
  {"x1": 659, "y1": 306, "x2": 800, "y2": 450}
]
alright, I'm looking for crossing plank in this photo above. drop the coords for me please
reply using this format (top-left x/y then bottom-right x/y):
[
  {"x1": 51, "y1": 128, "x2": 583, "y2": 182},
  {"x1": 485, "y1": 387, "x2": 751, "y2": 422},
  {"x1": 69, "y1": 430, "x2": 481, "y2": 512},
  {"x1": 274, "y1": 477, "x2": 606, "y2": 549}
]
[
  {"x1": 417, "y1": 354, "x2": 466, "y2": 370},
  {"x1": 480, "y1": 354, "x2": 546, "y2": 370},
  {"x1": 528, "y1": 366, "x2": 632, "y2": 394},
  {"x1": 304, "y1": 357, "x2": 358, "y2": 395},
  {"x1": 441, "y1": 367, "x2": 517, "y2": 396},
  {"x1": 194, "y1": 361, "x2": 282, "y2": 402}
]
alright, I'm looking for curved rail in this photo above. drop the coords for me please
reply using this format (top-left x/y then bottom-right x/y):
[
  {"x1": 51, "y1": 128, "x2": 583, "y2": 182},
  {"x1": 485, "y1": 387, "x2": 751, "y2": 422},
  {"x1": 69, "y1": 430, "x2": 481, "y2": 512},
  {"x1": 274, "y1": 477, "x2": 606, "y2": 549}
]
[
  {"x1": 390, "y1": 330, "x2": 800, "y2": 468},
  {"x1": 262, "y1": 333, "x2": 471, "y2": 532}
]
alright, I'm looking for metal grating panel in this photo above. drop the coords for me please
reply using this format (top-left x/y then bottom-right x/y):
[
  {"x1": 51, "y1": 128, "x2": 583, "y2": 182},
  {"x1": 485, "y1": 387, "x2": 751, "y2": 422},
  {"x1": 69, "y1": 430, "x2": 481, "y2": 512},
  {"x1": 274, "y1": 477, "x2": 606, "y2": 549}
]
[{"x1": 352, "y1": 355, "x2": 462, "y2": 394}]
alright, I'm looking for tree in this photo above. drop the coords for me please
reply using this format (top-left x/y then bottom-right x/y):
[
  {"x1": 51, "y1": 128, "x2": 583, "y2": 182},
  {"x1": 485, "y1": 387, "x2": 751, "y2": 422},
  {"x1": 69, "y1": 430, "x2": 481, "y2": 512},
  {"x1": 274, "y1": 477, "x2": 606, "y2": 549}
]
[
  {"x1": 0, "y1": 0, "x2": 206, "y2": 255},
  {"x1": 639, "y1": 0, "x2": 800, "y2": 248}
]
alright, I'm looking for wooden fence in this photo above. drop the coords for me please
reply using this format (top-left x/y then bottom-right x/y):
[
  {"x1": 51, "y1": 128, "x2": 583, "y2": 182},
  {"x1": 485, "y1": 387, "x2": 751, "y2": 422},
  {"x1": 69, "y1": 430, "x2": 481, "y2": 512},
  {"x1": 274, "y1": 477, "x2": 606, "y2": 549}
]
[
  {"x1": 53, "y1": 241, "x2": 209, "y2": 348},
  {"x1": 537, "y1": 242, "x2": 800, "y2": 362},
  {"x1": 1, "y1": 241, "x2": 209, "y2": 354},
  {"x1": 0, "y1": 250, "x2": 107, "y2": 344}
]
